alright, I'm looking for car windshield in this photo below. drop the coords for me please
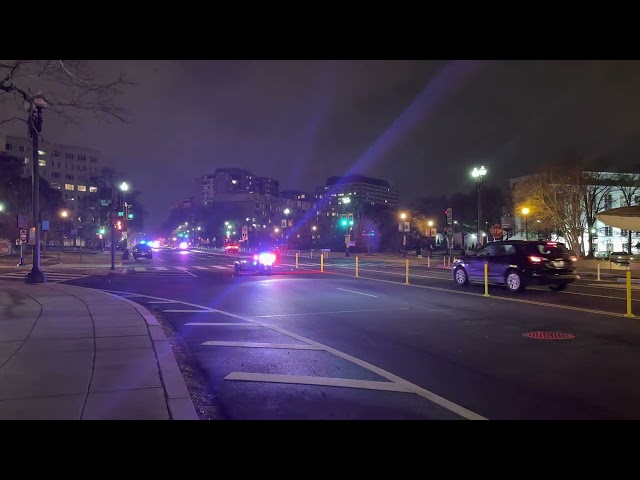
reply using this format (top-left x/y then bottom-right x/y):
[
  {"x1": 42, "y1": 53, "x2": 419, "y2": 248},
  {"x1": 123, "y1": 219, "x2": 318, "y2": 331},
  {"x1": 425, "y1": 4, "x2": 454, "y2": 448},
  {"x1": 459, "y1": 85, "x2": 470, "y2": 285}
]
[{"x1": 136, "y1": 244, "x2": 151, "y2": 250}]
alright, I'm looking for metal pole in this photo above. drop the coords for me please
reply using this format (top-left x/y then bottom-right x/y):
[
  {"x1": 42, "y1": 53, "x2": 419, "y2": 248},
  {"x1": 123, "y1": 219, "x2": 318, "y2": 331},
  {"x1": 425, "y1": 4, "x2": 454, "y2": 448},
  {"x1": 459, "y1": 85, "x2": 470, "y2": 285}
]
[
  {"x1": 625, "y1": 269, "x2": 634, "y2": 318},
  {"x1": 476, "y1": 181, "x2": 481, "y2": 249},
  {"x1": 25, "y1": 106, "x2": 46, "y2": 284},
  {"x1": 405, "y1": 259, "x2": 409, "y2": 285},
  {"x1": 110, "y1": 184, "x2": 116, "y2": 270},
  {"x1": 483, "y1": 262, "x2": 490, "y2": 297},
  {"x1": 355, "y1": 256, "x2": 359, "y2": 277}
]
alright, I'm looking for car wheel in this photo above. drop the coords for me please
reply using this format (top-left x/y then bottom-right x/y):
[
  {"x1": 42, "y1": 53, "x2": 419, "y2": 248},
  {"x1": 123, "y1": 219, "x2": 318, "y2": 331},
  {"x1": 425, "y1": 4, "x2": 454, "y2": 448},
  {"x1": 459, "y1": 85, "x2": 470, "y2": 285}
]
[
  {"x1": 549, "y1": 284, "x2": 567, "y2": 292},
  {"x1": 454, "y1": 267, "x2": 469, "y2": 286},
  {"x1": 505, "y1": 270, "x2": 525, "y2": 293}
]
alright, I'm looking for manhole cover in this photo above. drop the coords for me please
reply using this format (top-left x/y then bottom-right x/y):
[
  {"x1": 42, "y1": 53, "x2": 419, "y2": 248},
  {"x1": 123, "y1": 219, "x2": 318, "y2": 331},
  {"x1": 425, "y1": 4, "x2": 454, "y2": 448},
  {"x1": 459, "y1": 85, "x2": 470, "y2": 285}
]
[{"x1": 522, "y1": 331, "x2": 575, "y2": 340}]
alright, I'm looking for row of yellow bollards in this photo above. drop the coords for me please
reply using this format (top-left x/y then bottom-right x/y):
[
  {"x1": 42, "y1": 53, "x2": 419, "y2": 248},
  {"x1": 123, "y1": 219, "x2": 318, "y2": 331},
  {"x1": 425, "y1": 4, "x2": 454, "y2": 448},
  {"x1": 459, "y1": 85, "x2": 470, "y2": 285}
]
[{"x1": 300, "y1": 253, "x2": 636, "y2": 318}]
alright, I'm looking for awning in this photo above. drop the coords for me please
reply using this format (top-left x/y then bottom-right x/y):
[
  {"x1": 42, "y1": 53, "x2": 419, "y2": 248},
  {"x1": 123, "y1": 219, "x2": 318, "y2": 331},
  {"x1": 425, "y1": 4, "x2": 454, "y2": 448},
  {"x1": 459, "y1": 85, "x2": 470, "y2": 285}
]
[{"x1": 597, "y1": 206, "x2": 640, "y2": 231}]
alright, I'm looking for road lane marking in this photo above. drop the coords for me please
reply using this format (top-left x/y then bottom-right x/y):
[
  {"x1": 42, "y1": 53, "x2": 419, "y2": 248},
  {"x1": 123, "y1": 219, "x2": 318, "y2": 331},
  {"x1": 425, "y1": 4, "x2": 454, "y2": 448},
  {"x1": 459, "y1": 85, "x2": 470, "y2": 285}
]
[
  {"x1": 185, "y1": 322, "x2": 259, "y2": 327},
  {"x1": 165, "y1": 309, "x2": 216, "y2": 313},
  {"x1": 255, "y1": 308, "x2": 410, "y2": 318},
  {"x1": 147, "y1": 300, "x2": 177, "y2": 304},
  {"x1": 337, "y1": 288, "x2": 378, "y2": 297},
  {"x1": 102, "y1": 289, "x2": 486, "y2": 420},
  {"x1": 133, "y1": 267, "x2": 147, "y2": 272},
  {"x1": 193, "y1": 266, "x2": 209, "y2": 270},
  {"x1": 529, "y1": 286, "x2": 640, "y2": 302},
  {"x1": 154, "y1": 266, "x2": 169, "y2": 271},
  {"x1": 213, "y1": 265, "x2": 229, "y2": 270},
  {"x1": 203, "y1": 341, "x2": 322, "y2": 350},
  {"x1": 224, "y1": 372, "x2": 413, "y2": 392},
  {"x1": 176, "y1": 267, "x2": 197, "y2": 277},
  {"x1": 323, "y1": 270, "x2": 630, "y2": 319}
]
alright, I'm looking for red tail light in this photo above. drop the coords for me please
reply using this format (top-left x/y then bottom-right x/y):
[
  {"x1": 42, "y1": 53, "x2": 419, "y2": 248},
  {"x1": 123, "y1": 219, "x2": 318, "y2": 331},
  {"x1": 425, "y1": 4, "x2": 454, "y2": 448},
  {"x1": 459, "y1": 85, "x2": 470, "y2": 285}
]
[
  {"x1": 528, "y1": 255, "x2": 544, "y2": 264},
  {"x1": 253, "y1": 254, "x2": 259, "y2": 260}
]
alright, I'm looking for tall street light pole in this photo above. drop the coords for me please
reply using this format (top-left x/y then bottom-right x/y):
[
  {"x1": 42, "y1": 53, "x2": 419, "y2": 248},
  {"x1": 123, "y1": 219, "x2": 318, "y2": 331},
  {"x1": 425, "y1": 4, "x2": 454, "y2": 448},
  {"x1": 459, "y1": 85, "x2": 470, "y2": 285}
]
[
  {"x1": 120, "y1": 182, "x2": 129, "y2": 260},
  {"x1": 24, "y1": 93, "x2": 48, "y2": 284},
  {"x1": 521, "y1": 207, "x2": 530, "y2": 240},
  {"x1": 471, "y1": 166, "x2": 487, "y2": 249}
]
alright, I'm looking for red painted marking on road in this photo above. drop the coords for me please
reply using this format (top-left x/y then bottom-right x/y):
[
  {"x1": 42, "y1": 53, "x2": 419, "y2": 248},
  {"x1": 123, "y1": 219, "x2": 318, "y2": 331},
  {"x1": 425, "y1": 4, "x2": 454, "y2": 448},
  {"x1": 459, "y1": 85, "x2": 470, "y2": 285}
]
[{"x1": 522, "y1": 331, "x2": 575, "y2": 340}]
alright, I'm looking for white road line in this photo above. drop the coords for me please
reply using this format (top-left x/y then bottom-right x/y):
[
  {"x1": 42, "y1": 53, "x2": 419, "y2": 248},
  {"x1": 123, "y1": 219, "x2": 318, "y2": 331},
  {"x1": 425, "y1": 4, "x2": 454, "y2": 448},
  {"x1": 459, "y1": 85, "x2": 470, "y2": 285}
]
[
  {"x1": 213, "y1": 265, "x2": 229, "y2": 269},
  {"x1": 164, "y1": 309, "x2": 216, "y2": 313},
  {"x1": 176, "y1": 267, "x2": 197, "y2": 277},
  {"x1": 185, "y1": 322, "x2": 259, "y2": 327},
  {"x1": 224, "y1": 372, "x2": 413, "y2": 393},
  {"x1": 337, "y1": 287, "x2": 378, "y2": 297},
  {"x1": 202, "y1": 341, "x2": 322, "y2": 350},
  {"x1": 255, "y1": 307, "x2": 410, "y2": 318},
  {"x1": 134, "y1": 267, "x2": 147, "y2": 272},
  {"x1": 193, "y1": 266, "x2": 209, "y2": 270},
  {"x1": 102, "y1": 289, "x2": 486, "y2": 420},
  {"x1": 147, "y1": 300, "x2": 177, "y2": 304},
  {"x1": 154, "y1": 266, "x2": 169, "y2": 271}
]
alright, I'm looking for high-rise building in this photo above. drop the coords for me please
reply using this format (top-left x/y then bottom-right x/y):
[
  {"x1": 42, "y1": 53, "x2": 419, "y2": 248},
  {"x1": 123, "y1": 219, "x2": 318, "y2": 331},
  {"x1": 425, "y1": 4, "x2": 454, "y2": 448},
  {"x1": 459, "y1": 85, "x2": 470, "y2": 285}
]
[
  {"x1": 1, "y1": 134, "x2": 105, "y2": 246},
  {"x1": 254, "y1": 176, "x2": 279, "y2": 197}
]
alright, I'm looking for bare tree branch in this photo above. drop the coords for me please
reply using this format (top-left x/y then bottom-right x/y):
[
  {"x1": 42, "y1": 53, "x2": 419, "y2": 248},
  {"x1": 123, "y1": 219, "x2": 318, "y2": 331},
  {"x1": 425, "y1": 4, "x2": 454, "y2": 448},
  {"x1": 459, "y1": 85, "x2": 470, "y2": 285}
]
[{"x1": 0, "y1": 59, "x2": 133, "y2": 126}]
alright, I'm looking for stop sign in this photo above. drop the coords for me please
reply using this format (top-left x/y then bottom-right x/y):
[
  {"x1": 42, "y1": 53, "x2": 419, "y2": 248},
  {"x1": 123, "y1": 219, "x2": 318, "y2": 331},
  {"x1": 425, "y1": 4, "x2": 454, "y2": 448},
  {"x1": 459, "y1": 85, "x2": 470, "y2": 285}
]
[{"x1": 490, "y1": 224, "x2": 502, "y2": 238}]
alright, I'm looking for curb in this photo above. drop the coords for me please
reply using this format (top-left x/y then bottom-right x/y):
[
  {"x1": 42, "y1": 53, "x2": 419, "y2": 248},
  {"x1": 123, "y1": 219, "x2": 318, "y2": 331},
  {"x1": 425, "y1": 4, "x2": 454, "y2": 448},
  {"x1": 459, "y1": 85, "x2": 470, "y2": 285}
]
[{"x1": 101, "y1": 292, "x2": 199, "y2": 420}]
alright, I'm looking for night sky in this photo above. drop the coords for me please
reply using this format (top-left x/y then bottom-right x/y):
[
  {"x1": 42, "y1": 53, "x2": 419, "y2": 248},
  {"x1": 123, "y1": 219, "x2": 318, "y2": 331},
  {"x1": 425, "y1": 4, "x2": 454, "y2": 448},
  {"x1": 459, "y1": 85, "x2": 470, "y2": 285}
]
[{"x1": 3, "y1": 60, "x2": 640, "y2": 229}]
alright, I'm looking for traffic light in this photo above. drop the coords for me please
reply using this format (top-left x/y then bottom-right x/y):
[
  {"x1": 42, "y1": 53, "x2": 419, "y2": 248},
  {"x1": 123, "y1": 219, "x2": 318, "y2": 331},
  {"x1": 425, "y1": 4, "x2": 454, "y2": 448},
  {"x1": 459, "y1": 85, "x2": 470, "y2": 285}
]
[
  {"x1": 118, "y1": 211, "x2": 124, "y2": 217},
  {"x1": 340, "y1": 218, "x2": 348, "y2": 227},
  {"x1": 127, "y1": 212, "x2": 134, "y2": 219},
  {"x1": 445, "y1": 208, "x2": 453, "y2": 225},
  {"x1": 116, "y1": 220, "x2": 122, "y2": 230},
  {"x1": 348, "y1": 214, "x2": 354, "y2": 226},
  {"x1": 98, "y1": 226, "x2": 105, "y2": 235}
]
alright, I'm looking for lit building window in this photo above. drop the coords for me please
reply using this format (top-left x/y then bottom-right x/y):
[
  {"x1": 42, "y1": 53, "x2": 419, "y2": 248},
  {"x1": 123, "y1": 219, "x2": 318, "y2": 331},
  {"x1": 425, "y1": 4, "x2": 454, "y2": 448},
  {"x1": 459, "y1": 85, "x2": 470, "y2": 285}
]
[
  {"x1": 38, "y1": 150, "x2": 46, "y2": 155},
  {"x1": 24, "y1": 158, "x2": 29, "y2": 164},
  {"x1": 77, "y1": 185, "x2": 87, "y2": 192},
  {"x1": 89, "y1": 187, "x2": 98, "y2": 193},
  {"x1": 65, "y1": 184, "x2": 75, "y2": 191},
  {"x1": 38, "y1": 159, "x2": 46, "y2": 167}
]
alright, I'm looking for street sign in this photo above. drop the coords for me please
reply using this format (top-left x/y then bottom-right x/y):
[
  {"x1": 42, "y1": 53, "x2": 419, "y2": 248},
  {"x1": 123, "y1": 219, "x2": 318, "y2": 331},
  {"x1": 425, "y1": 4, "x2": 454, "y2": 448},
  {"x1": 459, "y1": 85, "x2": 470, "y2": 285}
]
[
  {"x1": 430, "y1": 228, "x2": 437, "y2": 237},
  {"x1": 446, "y1": 208, "x2": 453, "y2": 225},
  {"x1": 281, "y1": 219, "x2": 287, "y2": 228},
  {"x1": 41, "y1": 220, "x2": 49, "y2": 232},
  {"x1": 490, "y1": 224, "x2": 503, "y2": 239},
  {"x1": 241, "y1": 225, "x2": 248, "y2": 241},
  {"x1": 17, "y1": 215, "x2": 28, "y2": 229},
  {"x1": 19, "y1": 229, "x2": 27, "y2": 244},
  {"x1": 29, "y1": 227, "x2": 35, "y2": 244},
  {"x1": 501, "y1": 215, "x2": 515, "y2": 230}
]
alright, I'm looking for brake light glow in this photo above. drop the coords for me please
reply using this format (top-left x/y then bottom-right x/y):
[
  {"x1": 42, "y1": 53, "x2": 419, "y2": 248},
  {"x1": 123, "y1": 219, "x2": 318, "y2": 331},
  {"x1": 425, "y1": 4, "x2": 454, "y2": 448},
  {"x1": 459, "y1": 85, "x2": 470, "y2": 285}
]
[
  {"x1": 253, "y1": 254, "x2": 259, "y2": 260},
  {"x1": 546, "y1": 242, "x2": 557, "y2": 246},
  {"x1": 528, "y1": 255, "x2": 544, "y2": 264},
  {"x1": 570, "y1": 255, "x2": 577, "y2": 262}
]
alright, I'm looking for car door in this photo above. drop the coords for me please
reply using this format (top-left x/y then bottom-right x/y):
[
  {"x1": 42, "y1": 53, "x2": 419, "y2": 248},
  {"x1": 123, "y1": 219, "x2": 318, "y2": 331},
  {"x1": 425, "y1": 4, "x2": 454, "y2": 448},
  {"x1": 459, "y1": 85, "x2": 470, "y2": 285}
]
[
  {"x1": 468, "y1": 244, "x2": 497, "y2": 281},
  {"x1": 490, "y1": 243, "x2": 516, "y2": 283}
]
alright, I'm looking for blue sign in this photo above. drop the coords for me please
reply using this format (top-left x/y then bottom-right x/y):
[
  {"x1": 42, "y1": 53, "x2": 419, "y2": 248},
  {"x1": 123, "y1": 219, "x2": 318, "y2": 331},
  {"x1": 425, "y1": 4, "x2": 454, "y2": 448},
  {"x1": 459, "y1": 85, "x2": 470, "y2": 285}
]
[{"x1": 41, "y1": 220, "x2": 49, "y2": 232}]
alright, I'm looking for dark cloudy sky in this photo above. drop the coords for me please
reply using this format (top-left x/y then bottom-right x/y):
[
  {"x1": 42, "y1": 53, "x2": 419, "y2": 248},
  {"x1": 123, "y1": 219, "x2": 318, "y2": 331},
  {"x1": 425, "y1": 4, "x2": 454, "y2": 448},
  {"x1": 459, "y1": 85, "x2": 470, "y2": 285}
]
[{"x1": 4, "y1": 60, "x2": 640, "y2": 229}]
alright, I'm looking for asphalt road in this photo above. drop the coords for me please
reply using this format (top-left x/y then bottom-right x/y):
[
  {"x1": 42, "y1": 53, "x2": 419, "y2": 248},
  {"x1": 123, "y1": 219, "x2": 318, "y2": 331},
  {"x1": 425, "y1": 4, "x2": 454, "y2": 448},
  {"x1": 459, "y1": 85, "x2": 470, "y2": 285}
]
[{"x1": 32, "y1": 247, "x2": 640, "y2": 420}]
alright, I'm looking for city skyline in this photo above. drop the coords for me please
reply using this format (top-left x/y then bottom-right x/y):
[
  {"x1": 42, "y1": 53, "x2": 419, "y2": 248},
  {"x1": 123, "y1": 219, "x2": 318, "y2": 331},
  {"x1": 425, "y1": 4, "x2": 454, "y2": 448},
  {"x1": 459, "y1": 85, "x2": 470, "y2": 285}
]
[{"x1": 4, "y1": 60, "x2": 640, "y2": 228}]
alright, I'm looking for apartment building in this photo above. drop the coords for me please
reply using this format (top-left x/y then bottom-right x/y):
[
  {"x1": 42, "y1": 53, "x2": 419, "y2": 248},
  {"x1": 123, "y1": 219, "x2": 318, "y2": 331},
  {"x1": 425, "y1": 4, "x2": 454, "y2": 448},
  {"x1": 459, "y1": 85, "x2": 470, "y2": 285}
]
[{"x1": 2, "y1": 134, "x2": 105, "y2": 245}]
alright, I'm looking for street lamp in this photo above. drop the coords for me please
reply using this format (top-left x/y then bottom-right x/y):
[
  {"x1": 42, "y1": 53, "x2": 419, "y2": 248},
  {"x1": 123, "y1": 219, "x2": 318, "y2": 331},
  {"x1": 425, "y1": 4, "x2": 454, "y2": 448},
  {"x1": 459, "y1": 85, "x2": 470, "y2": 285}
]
[
  {"x1": 471, "y1": 165, "x2": 487, "y2": 249},
  {"x1": 400, "y1": 212, "x2": 407, "y2": 220},
  {"x1": 24, "y1": 92, "x2": 48, "y2": 284},
  {"x1": 399, "y1": 212, "x2": 409, "y2": 257},
  {"x1": 274, "y1": 227, "x2": 280, "y2": 233},
  {"x1": 284, "y1": 208, "x2": 291, "y2": 216},
  {"x1": 521, "y1": 207, "x2": 530, "y2": 240},
  {"x1": 312, "y1": 225, "x2": 317, "y2": 231},
  {"x1": 120, "y1": 182, "x2": 130, "y2": 260}
]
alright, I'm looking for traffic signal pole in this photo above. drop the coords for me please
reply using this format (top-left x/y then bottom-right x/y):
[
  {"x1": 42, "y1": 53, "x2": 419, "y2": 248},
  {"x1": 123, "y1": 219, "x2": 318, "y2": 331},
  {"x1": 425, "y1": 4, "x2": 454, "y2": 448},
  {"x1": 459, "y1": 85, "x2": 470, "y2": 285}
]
[{"x1": 110, "y1": 185, "x2": 116, "y2": 270}]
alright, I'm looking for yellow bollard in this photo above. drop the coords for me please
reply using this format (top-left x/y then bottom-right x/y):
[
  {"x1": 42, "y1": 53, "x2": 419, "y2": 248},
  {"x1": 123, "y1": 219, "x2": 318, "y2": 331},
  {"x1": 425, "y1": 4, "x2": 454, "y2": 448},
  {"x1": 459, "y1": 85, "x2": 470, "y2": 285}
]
[
  {"x1": 427, "y1": 256, "x2": 430, "y2": 268},
  {"x1": 320, "y1": 253, "x2": 324, "y2": 272},
  {"x1": 295, "y1": 252, "x2": 299, "y2": 269},
  {"x1": 405, "y1": 259, "x2": 409, "y2": 284},
  {"x1": 483, "y1": 262, "x2": 490, "y2": 297},
  {"x1": 443, "y1": 256, "x2": 446, "y2": 267},
  {"x1": 596, "y1": 263, "x2": 601, "y2": 281},
  {"x1": 355, "y1": 256, "x2": 359, "y2": 277},
  {"x1": 625, "y1": 269, "x2": 634, "y2": 318}
]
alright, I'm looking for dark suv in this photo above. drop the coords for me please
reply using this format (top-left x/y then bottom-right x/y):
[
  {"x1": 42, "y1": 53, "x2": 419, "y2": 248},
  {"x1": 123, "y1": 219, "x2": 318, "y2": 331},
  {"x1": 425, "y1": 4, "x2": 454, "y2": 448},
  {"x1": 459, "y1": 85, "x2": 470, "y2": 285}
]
[{"x1": 452, "y1": 240, "x2": 577, "y2": 293}]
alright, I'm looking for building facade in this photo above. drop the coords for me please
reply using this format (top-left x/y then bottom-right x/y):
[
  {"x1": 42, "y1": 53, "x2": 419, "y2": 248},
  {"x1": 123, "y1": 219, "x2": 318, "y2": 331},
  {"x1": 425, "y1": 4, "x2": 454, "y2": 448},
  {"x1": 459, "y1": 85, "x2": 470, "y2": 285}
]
[
  {"x1": 509, "y1": 172, "x2": 640, "y2": 256},
  {"x1": 2, "y1": 134, "x2": 105, "y2": 246}
]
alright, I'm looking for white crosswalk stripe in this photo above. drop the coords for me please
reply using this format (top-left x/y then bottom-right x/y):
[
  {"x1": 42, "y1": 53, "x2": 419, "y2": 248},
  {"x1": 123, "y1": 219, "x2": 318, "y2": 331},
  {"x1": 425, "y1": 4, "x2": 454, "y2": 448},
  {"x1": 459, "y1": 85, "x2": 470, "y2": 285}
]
[{"x1": 0, "y1": 271, "x2": 89, "y2": 283}]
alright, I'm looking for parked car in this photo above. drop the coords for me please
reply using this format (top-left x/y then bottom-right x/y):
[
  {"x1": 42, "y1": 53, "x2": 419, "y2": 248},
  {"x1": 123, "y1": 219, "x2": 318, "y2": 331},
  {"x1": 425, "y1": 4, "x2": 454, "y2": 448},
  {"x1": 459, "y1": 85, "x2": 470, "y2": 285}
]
[
  {"x1": 452, "y1": 240, "x2": 577, "y2": 293},
  {"x1": 609, "y1": 251, "x2": 635, "y2": 264}
]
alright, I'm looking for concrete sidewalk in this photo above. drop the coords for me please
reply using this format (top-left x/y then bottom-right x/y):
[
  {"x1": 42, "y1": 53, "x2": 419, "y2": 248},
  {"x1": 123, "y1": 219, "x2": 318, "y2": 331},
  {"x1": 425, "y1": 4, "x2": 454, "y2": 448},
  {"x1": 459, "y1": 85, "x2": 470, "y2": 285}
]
[{"x1": 0, "y1": 281, "x2": 197, "y2": 420}]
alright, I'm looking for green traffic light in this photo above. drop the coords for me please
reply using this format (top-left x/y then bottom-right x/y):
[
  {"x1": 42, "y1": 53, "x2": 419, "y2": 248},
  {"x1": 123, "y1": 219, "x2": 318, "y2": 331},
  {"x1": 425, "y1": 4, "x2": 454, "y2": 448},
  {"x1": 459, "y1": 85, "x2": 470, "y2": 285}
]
[
  {"x1": 127, "y1": 213, "x2": 134, "y2": 219},
  {"x1": 340, "y1": 219, "x2": 348, "y2": 227},
  {"x1": 349, "y1": 220, "x2": 354, "y2": 226}
]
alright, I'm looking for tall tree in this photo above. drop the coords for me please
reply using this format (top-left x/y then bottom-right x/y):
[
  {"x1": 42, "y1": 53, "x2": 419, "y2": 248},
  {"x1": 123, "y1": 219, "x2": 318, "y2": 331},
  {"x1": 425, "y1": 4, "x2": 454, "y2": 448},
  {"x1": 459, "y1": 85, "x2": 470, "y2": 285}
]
[{"x1": 581, "y1": 170, "x2": 614, "y2": 258}]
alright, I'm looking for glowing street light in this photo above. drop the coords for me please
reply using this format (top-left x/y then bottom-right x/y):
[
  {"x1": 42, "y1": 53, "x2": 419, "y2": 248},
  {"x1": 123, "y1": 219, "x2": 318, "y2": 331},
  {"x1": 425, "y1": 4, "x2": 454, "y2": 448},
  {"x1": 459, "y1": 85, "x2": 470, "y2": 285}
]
[
  {"x1": 284, "y1": 208, "x2": 291, "y2": 215},
  {"x1": 428, "y1": 220, "x2": 434, "y2": 227},
  {"x1": 274, "y1": 227, "x2": 280, "y2": 233},
  {"x1": 342, "y1": 197, "x2": 351, "y2": 205},
  {"x1": 312, "y1": 225, "x2": 317, "y2": 231},
  {"x1": 400, "y1": 212, "x2": 407, "y2": 220},
  {"x1": 119, "y1": 182, "x2": 129, "y2": 192}
]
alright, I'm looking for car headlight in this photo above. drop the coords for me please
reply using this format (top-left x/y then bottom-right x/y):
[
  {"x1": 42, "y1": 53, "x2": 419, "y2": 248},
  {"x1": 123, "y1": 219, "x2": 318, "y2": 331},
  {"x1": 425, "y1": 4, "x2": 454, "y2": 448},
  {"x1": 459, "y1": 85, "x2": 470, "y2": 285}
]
[{"x1": 259, "y1": 253, "x2": 276, "y2": 265}]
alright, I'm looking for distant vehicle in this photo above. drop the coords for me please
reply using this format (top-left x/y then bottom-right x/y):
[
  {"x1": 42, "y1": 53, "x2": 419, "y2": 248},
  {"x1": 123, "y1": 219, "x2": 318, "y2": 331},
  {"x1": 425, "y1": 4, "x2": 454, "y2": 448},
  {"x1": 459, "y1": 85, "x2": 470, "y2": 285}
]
[
  {"x1": 609, "y1": 251, "x2": 635, "y2": 264},
  {"x1": 132, "y1": 243, "x2": 153, "y2": 260},
  {"x1": 224, "y1": 243, "x2": 240, "y2": 253},
  {"x1": 234, "y1": 251, "x2": 276, "y2": 275},
  {"x1": 452, "y1": 240, "x2": 577, "y2": 293}
]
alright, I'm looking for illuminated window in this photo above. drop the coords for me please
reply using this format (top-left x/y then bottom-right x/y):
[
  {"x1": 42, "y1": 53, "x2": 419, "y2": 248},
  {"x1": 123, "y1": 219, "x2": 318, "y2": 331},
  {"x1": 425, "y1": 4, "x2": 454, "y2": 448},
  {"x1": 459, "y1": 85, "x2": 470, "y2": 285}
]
[
  {"x1": 77, "y1": 185, "x2": 87, "y2": 192},
  {"x1": 38, "y1": 159, "x2": 46, "y2": 167},
  {"x1": 51, "y1": 182, "x2": 61, "y2": 189},
  {"x1": 89, "y1": 186, "x2": 98, "y2": 193},
  {"x1": 65, "y1": 184, "x2": 74, "y2": 191},
  {"x1": 38, "y1": 150, "x2": 46, "y2": 155}
]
